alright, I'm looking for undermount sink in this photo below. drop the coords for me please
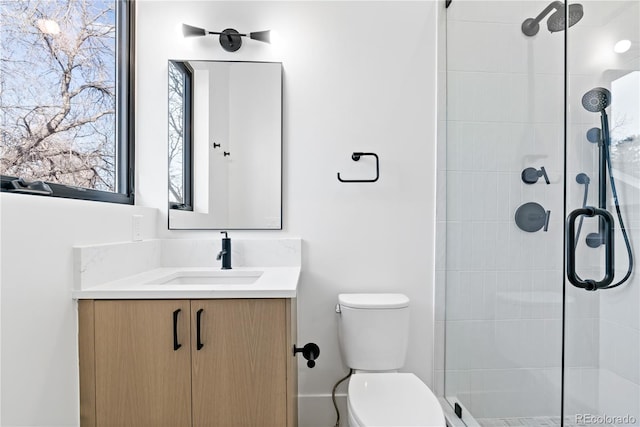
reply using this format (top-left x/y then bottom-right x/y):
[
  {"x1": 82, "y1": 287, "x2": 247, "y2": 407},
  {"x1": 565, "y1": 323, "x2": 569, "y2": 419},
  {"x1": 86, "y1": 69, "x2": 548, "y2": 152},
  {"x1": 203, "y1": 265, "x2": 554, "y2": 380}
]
[{"x1": 147, "y1": 270, "x2": 263, "y2": 285}]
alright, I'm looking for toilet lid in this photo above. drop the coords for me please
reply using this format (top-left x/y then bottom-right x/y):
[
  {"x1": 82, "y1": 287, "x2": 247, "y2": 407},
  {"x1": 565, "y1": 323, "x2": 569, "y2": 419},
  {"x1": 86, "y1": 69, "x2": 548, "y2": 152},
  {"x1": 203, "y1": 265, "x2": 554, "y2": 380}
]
[
  {"x1": 338, "y1": 293, "x2": 410, "y2": 309},
  {"x1": 348, "y1": 373, "x2": 445, "y2": 427}
]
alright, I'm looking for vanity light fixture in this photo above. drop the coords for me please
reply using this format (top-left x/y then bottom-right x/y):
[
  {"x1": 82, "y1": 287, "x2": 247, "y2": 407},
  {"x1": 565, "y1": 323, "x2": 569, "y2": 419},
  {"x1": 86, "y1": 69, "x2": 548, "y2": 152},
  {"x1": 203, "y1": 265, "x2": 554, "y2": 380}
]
[{"x1": 182, "y1": 23, "x2": 270, "y2": 52}]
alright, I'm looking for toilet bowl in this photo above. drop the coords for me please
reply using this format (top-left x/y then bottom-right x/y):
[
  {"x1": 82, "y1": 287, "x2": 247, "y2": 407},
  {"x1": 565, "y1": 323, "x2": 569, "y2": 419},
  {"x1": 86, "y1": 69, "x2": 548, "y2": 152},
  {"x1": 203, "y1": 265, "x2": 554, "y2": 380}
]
[
  {"x1": 337, "y1": 294, "x2": 445, "y2": 427},
  {"x1": 347, "y1": 373, "x2": 444, "y2": 427}
]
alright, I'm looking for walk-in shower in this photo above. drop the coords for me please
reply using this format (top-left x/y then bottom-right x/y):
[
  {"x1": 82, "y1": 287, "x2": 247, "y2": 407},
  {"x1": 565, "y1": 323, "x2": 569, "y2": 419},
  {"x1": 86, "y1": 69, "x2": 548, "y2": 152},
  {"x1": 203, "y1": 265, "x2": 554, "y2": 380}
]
[{"x1": 439, "y1": 0, "x2": 640, "y2": 426}]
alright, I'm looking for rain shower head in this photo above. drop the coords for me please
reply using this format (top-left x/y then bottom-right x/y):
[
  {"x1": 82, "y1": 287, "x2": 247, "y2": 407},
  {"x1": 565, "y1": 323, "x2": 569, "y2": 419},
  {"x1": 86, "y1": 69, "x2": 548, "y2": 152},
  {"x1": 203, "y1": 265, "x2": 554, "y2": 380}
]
[
  {"x1": 522, "y1": 1, "x2": 584, "y2": 37},
  {"x1": 547, "y1": 3, "x2": 583, "y2": 32},
  {"x1": 582, "y1": 88, "x2": 611, "y2": 113}
]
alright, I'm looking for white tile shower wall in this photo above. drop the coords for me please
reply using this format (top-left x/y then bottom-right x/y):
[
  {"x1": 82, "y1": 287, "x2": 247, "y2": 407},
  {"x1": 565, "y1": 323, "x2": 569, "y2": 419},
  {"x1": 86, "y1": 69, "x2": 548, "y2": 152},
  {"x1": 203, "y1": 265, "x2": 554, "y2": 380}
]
[
  {"x1": 598, "y1": 369, "x2": 640, "y2": 427},
  {"x1": 439, "y1": 0, "x2": 600, "y2": 419},
  {"x1": 597, "y1": 254, "x2": 640, "y2": 424}
]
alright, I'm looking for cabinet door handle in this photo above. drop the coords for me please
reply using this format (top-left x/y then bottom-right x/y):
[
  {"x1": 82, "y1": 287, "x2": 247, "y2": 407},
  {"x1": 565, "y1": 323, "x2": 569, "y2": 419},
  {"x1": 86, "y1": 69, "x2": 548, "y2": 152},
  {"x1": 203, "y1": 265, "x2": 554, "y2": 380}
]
[
  {"x1": 173, "y1": 309, "x2": 182, "y2": 351},
  {"x1": 196, "y1": 308, "x2": 204, "y2": 350}
]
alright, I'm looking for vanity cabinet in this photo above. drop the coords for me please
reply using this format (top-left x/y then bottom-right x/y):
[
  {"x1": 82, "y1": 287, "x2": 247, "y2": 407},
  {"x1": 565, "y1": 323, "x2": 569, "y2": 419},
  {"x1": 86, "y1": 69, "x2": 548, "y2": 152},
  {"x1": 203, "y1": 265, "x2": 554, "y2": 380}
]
[{"x1": 78, "y1": 298, "x2": 297, "y2": 427}]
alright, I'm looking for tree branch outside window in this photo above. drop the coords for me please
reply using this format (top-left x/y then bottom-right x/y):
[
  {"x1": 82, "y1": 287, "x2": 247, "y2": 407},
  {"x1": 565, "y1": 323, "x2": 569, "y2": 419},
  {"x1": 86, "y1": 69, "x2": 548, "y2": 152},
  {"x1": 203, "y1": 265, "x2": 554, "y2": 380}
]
[{"x1": 1, "y1": 0, "x2": 126, "y2": 194}]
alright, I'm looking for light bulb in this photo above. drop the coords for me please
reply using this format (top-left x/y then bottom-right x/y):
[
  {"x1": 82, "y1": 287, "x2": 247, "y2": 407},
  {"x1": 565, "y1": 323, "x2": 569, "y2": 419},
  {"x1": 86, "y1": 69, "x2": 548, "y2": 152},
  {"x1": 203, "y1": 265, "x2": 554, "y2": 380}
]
[
  {"x1": 614, "y1": 39, "x2": 631, "y2": 54},
  {"x1": 269, "y1": 30, "x2": 280, "y2": 46}
]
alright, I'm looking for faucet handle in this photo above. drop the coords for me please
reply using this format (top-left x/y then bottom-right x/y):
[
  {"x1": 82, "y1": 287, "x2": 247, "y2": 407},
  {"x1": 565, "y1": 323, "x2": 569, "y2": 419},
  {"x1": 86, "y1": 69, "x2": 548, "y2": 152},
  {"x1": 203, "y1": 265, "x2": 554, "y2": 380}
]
[
  {"x1": 521, "y1": 166, "x2": 550, "y2": 185},
  {"x1": 218, "y1": 231, "x2": 232, "y2": 270}
]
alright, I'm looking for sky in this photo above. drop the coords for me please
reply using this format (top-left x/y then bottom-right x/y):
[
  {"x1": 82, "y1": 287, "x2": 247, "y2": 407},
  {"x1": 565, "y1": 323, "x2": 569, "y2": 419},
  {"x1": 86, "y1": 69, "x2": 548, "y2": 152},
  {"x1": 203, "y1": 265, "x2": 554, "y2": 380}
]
[{"x1": 611, "y1": 70, "x2": 640, "y2": 142}]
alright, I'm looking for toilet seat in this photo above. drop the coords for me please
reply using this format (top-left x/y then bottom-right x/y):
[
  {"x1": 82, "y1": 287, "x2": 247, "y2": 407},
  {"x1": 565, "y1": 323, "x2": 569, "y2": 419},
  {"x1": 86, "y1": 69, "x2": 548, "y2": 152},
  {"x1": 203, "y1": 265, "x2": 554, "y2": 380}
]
[{"x1": 347, "y1": 373, "x2": 445, "y2": 427}]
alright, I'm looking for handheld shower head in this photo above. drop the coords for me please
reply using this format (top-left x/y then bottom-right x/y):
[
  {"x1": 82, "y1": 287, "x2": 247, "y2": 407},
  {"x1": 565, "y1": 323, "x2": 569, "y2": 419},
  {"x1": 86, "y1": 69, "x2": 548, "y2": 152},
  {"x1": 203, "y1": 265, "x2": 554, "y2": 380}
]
[{"x1": 582, "y1": 87, "x2": 611, "y2": 113}]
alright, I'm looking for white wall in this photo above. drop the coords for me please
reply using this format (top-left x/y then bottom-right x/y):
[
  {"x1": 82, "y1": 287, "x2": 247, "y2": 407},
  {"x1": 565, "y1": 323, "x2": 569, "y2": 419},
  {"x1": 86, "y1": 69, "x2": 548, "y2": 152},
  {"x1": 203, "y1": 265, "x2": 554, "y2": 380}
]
[
  {"x1": 136, "y1": 1, "x2": 438, "y2": 425},
  {"x1": 0, "y1": 194, "x2": 157, "y2": 426},
  {"x1": 0, "y1": 1, "x2": 439, "y2": 426}
]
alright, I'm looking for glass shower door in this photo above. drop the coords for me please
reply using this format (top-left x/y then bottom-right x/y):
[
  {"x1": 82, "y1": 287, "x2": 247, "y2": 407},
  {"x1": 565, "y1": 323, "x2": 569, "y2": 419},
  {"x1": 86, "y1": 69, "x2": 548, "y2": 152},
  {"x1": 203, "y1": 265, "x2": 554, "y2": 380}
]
[
  {"x1": 443, "y1": 2, "x2": 640, "y2": 425},
  {"x1": 564, "y1": 1, "x2": 640, "y2": 425},
  {"x1": 444, "y1": 1, "x2": 565, "y2": 424}
]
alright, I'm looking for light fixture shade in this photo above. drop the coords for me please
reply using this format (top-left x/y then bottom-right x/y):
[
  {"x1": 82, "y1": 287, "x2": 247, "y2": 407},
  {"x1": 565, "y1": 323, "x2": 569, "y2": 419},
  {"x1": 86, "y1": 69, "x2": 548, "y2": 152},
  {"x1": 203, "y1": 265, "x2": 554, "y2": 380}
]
[
  {"x1": 249, "y1": 30, "x2": 271, "y2": 44},
  {"x1": 182, "y1": 23, "x2": 206, "y2": 37}
]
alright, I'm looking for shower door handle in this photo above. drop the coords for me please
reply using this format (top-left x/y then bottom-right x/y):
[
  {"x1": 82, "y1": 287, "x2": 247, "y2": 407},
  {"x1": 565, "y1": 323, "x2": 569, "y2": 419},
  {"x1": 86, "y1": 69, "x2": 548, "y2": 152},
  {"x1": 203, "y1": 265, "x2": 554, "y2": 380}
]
[{"x1": 566, "y1": 207, "x2": 614, "y2": 290}]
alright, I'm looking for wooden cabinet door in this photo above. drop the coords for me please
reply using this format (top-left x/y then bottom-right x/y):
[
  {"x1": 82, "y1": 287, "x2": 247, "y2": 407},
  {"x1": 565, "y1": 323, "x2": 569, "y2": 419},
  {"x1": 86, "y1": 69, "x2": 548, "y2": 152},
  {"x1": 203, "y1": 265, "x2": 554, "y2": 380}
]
[
  {"x1": 94, "y1": 300, "x2": 192, "y2": 427},
  {"x1": 191, "y1": 299, "x2": 287, "y2": 427}
]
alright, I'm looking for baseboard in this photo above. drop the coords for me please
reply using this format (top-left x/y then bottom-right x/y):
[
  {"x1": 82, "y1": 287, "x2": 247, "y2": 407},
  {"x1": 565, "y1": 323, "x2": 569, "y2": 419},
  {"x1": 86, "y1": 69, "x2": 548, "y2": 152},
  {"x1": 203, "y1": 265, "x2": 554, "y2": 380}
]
[{"x1": 298, "y1": 393, "x2": 348, "y2": 427}]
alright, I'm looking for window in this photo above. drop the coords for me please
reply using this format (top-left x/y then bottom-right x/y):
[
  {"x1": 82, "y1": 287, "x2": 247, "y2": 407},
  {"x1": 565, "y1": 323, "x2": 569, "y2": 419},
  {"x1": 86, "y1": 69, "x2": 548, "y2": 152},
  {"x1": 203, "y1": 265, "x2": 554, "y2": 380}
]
[
  {"x1": 611, "y1": 71, "x2": 640, "y2": 184},
  {"x1": 0, "y1": 0, "x2": 134, "y2": 204},
  {"x1": 168, "y1": 60, "x2": 193, "y2": 211}
]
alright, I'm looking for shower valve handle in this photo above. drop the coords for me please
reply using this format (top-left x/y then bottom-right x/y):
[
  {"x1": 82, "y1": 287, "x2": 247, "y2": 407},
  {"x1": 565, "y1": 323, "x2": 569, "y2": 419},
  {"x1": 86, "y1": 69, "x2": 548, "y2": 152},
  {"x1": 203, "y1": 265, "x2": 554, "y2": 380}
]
[{"x1": 521, "y1": 167, "x2": 550, "y2": 185}]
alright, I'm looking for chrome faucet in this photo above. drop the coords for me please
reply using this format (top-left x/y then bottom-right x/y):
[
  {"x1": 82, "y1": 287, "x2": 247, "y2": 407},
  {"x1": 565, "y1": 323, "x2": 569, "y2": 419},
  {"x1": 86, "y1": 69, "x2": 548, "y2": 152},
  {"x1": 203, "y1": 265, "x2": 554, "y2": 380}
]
[{"x1": 216, "y1": 231, "x2": 232, "y2": 269}]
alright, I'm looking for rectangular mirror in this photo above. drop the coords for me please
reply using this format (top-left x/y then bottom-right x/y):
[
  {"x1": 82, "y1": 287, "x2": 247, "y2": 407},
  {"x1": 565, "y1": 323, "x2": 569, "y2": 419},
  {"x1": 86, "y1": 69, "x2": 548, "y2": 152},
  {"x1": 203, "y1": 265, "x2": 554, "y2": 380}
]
[{"x1": 168, "y1": 60, "x2": 282, "y2": 229}]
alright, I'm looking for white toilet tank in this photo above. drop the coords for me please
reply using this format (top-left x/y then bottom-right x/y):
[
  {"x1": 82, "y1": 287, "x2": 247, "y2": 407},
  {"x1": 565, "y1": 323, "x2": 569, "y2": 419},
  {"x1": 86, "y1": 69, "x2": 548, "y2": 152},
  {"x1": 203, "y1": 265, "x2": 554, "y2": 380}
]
[{"x1": 337, "y1": 293, "x2": 410, "y2": 371}]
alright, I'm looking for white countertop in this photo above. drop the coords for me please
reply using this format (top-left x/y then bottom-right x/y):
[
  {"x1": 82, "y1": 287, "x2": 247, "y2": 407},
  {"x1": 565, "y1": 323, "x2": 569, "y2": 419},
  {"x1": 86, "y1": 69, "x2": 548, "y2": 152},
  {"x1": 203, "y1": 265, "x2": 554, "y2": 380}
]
[{"x1": 72, "y1": 266, "x2": 300, "y2": 299}]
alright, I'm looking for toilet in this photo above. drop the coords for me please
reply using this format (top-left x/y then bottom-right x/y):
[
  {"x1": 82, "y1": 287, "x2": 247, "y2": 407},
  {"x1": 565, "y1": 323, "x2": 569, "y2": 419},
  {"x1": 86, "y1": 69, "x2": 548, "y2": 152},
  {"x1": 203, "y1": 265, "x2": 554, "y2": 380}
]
[{"x1": 337, "y1": 293, "x2": 445, "y2": 427}]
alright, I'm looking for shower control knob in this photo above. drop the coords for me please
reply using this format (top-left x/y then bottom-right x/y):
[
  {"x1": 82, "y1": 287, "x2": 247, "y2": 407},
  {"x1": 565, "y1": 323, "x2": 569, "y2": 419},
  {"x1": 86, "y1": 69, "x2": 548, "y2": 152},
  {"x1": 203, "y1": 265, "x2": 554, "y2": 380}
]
[{"x1": 521, "y1": 166, "x2": 550, "y2": 185}]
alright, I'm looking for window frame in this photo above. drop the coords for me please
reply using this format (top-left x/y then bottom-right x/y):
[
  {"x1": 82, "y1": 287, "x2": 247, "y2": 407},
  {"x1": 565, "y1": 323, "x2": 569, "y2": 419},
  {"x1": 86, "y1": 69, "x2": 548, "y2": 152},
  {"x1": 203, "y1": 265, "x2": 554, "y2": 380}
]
[
  {"x1": 168, "y1": 60, "x2": 194, "y2": 212},
  {"x1": 0, "y1": 0, "x2": 136, "y2": 205}
]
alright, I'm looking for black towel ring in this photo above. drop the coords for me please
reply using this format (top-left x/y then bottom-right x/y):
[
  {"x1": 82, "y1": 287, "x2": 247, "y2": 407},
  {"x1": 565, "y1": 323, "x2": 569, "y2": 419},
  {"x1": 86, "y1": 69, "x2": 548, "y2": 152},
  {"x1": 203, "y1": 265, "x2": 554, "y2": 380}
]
[{"x1": 337, "y1": 152, "x2": 379, "y2": 183}]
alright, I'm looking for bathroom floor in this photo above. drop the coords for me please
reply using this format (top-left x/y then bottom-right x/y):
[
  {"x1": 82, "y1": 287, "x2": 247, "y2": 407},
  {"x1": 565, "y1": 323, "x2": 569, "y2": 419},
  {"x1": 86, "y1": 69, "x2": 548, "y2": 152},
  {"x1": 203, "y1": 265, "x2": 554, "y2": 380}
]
[{"x1": 476, "y1": 416, "x2": 614, "y2": 427}]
